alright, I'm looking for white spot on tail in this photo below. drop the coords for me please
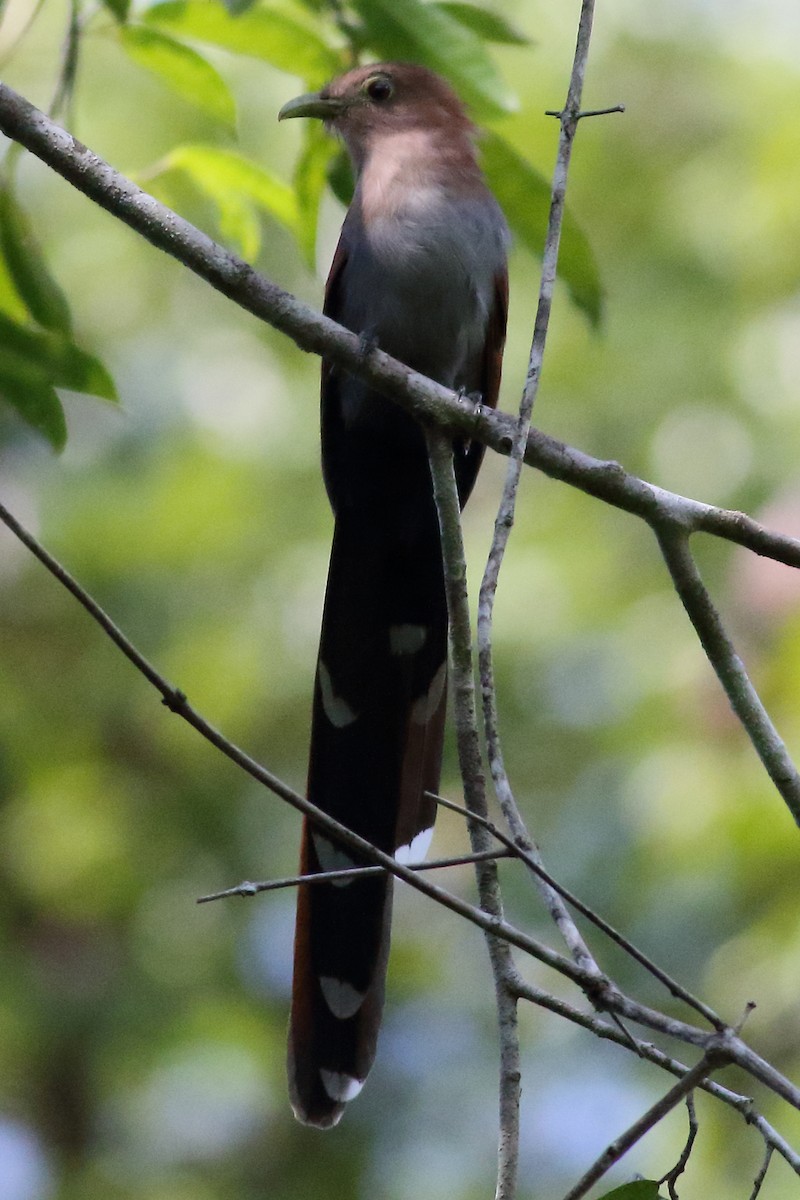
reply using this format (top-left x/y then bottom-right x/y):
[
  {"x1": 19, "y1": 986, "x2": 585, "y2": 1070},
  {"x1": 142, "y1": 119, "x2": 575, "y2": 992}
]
[
  {"x1": 319, "y1": 975, "x2": 366, "y2": 1019},
  {"x1": 312, "y1": 833, "x2": 357, "y2": 887},
  {"x1": 411, "y1": 661, "x2": 447, "y2": 724},
  {"x1": 318, "y1": 661, "x2": 357, "y2": 728},
  {"x1": 320, "y1": 1069, "x2": 365, "y2": 1103},
  {"x1": 395, "y1": 825, "x2": 434, "y2": 865},
  {"x1": 389, "y1": 623, "x2": 427, "y2": 655}
]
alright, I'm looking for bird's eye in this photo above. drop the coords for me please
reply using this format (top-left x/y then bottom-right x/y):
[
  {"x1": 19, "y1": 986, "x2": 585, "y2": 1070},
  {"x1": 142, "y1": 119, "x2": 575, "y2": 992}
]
[{"x1": 364, "y1": 75, "x2": 393, "y2": 102}]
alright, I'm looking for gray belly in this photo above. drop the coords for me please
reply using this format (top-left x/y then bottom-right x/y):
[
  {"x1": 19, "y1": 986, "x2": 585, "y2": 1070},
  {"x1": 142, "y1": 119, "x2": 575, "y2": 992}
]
[{"x1": 339, "y1": 199, "x2": 504, "y2": 389}]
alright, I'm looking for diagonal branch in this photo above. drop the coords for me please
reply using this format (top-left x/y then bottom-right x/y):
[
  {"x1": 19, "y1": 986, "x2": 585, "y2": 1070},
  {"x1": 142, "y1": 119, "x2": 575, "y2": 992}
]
[
  {"x1": 560, "y1": 1049, "x2": 723, "y2": 1200},
  {"x1": 656, "y1": 527, "x2": 800, "y2": 825},
  {"x1": 0, "y1": 81, "x2": 798, "y2": 569},
  {"x1": 2, "y1": 82, "x2": 798, "y2": 842},
  {"x1": 2, "y1": 470, "x2": 800, "y2": 1123},
  {"x1": 511, "y1": 975, "x2": 800, "y2": 1175},
  {"x1": 749, "y1": 1145, "x2": 775, "y2": 1199},
  {"x1": 2, "y1": 69, "x2": 800, "y2": 1178},
  {"x1": 0, "y1": 496, "x2": 589, "y2": 989},
  {"x1": 431, "y1": 792, "x2": 724, "y2": 1030}
]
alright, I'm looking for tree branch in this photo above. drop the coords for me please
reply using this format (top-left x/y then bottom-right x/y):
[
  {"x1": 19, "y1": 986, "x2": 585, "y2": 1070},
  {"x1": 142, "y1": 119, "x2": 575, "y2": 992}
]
[
  {"x1": 2, "y1": 446, "x2": 799, "y2": 1168},
  {"x1": 659, "y1": 1093, "x2": 698, "y2": 1200},
  {"x1": 511, "y1": 975, "x2": 800, "y2": 1175},
  {"x1": 0, "y1": 500, "x2": 578, "y2": 984},
  {"x1": 656, "y1": 527, "x2": 800, "y2": 825},
  {"x1": 195, "y1": 847, "x2": 513, "y2": 903},
  {"x1": 2, "y1": 64, "x2": 800, "y2": 1186},
  {"x1": 430, "y1": 792, "x2": 724, "y2": 1030},
  {"x1": 0, "y1": 81, "x2": 799, "y2": 572},
  {"x1": 425, "y1": 430, "x2": 521, "y2": 1200},
  {"x1": 560, "y1": 1050, "x2": 722, "y2": 1200},
  {"x1": 3, "y1": 82, "x2": 799, "y2": 847},
  {"x1": 477, "y1": 0, "x2": 603, "y2": 996},
  {"x1": 749, "y1": 1145, "x2": 774, "y2": 1200}
]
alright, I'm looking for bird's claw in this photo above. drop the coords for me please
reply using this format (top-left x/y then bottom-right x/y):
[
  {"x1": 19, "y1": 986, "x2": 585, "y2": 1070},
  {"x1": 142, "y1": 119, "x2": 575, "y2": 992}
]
[
  {"x1": 357, "y1": 327, "x2": 379, "y2": 364},
  {"x1": 456, "y1": 388, "x2": 484, "y2": 434}
]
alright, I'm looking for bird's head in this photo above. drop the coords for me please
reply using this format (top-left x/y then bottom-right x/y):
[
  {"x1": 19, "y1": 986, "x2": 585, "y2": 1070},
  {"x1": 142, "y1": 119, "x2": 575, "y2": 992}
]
[{"x1": 279, "y1": 63, "x2": 473, "y2": 168}]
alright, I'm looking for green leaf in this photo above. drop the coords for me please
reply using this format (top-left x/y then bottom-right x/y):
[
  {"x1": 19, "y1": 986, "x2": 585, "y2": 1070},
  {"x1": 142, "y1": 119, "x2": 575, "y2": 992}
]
[
  {"x1": 101, "y1": 0, "x2": 131, "y2": 20},
  {"x1": 221, "y1": 0, "x2": 259, "y2": 12},
  {"x1": 0, "y1": 244, "x2": 29, "y2": 324},
  {"x1": 216, "y1": 194, "x2": 262, "y2": 261},
  {"x1": 119, "y1": 25, "x2": 236, "y2": 126},
  {"x1": 0, "y1": 186, "x2": 73, "y2": 335},
  {"x1": 293, "y1": 122, "x2": 337, "y2": 266},
  {"x1": 597, "y1": 1182, "x2": 663, "y2": 1200},
  {"x1": 0, "y1": 352, "x2": 67, "y2": 450},
  {"x1": 434, "y1": 3, "x2": 529, "y2": 45},
  {"x1": 144, "y1": 1, "x2": 341, "y2": 83},
  {"x1": 0, "y1": 313, "x2": 117, "y2": 402},
  {"x1": 158, "y1": 144, "x2": 299, "y2": 257},
  {"x1": 480, "y1": 131, "x2": 603, "y2": 326},
  {"x1": 350, "y1": 0, "x2": 517, "y2": 117}
]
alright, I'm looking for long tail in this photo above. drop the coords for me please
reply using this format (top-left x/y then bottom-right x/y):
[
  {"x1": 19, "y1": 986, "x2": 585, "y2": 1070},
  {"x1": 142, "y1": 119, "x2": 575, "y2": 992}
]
[{"x1": 287, "y1": 509, "x2": 448, "y2": 1127}]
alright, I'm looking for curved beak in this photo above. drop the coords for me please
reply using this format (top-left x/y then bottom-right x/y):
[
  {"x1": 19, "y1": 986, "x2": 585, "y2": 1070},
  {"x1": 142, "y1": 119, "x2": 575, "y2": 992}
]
[{"x1": 278, "y1": 92, "x2": 344, "y2": 122}]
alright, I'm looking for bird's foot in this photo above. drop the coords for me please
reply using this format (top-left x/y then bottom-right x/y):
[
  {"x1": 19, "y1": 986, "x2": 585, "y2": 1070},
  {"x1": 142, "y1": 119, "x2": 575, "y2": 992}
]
[
  {"x1": 357, "y1": 327, "x2": 379, "y2": 365},
  {"x1": 456, "y1": 388, "x2": 484, "y2": 433}
]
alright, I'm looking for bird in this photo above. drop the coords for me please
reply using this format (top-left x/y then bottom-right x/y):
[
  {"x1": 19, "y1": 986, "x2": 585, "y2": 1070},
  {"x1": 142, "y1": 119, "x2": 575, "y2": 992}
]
[{"x1": 279, "y1": 61, "x2": 508, "y2": 1128}]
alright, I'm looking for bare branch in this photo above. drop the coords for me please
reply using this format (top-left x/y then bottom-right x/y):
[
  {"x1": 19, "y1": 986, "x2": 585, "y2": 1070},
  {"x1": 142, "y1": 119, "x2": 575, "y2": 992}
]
[
  {"x1": 430, "y1": 792, "x2": 724, "y2": 1029},
  {"x1": 196, "y1": 847, "x2": 513, "y2": 903},
  {"x1": 477, "y1": 0, "x2": 605, "y2": 996},
  {"x1": 0, "y1": 498, "x2": 618, "y2": 991},
  {"x1": 2, "y1": 502, "x2": 799, "y2": 1154},
  {"x1": 749, "y1": 1145, "x2": 775, "y2": 1200},
  {"x1": 659, "y1": 1093, "x2": 698, "y2": 1200},
  {"x1": 560, "y1": 1052, "x2": 722, "y2": 1200},
  {"x1": 511, "y1": 976, "x2": 800, "y2": 1175},
  {"x1": 546, "y1": 104, "x2": 626, "y2": 118},
  {"x1": 1, "y1": 81, "x2": 800, "y2": 577},
  {"x1": 656, "y1": 527, "x2": 800, "y2": 825},
  {"x1": 425, "y1": 429, "x2": 521, "y2": 1200}
]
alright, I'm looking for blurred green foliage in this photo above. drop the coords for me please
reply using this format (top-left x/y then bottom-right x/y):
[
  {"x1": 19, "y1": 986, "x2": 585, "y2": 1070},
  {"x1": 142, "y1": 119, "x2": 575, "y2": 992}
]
[{"x1": 1, "y1": 1, "x2": 800, "y2": 1198}]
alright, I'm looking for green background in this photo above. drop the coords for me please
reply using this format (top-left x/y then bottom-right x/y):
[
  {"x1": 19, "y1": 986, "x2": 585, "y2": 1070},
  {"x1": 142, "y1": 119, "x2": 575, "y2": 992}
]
[{"x1": 1, "y1": 1, "x2": 799, "y2": 1197}]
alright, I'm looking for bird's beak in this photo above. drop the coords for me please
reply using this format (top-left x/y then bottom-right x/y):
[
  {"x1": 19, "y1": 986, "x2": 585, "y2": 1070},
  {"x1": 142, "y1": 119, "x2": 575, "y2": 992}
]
[{"x1": 278, "y1": 92, "x2": 345, "y2": 122}]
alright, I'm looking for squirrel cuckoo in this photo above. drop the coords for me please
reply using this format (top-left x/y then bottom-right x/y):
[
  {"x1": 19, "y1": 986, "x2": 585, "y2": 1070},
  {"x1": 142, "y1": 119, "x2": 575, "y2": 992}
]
[{"x1": 279, "y1": 62, "x2": 508, "y2": 1127}]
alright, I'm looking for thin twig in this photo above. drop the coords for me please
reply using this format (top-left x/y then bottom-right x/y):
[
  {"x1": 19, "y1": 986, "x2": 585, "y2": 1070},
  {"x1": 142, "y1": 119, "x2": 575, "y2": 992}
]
[
  {"x1": 656, "y1": 527, "x2": 800, "y2": 825},
  {"x1": 0, "y1": 498, "x2": 585, "y2": 988},
  {"x1": 514, "y1": 958, "x2": 800, "y2": 1110},
  {"x1": 430, "y1": 791, "x2": 724, "y2": 1029},
  {"x1": 3, "y1": 496, "x2": 800, "y2": 1120},
  {"x1": 560, "y1": 1052, "x2": 722, "y2": 1200},
  {"x1": 196, "y1": 847, "x2": 513, "y2": 903},
  {"x1": 511, "y1": 975, "x2": 800, "y2": 1175},
  {"x1": 545, "y1": 103, "x2": 625, "y2": 118},
  {"x1": 477, "y1": 0, "x2": 604, "y2": 989},
  {"x1": 749, "y1": 1145, "x2": 774, "y2": 1200},
  {"x1": 659, "y1": 1092, "x2": 698, "y2": 1200},
  {"x1": 2, "y1": 77, "x2": 800, "y2": 1170}
]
